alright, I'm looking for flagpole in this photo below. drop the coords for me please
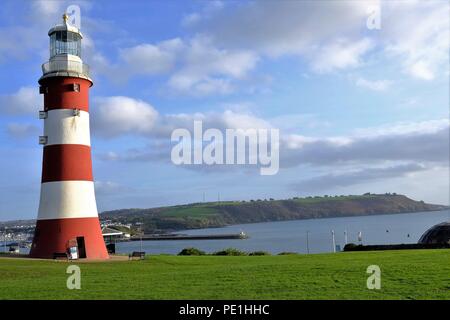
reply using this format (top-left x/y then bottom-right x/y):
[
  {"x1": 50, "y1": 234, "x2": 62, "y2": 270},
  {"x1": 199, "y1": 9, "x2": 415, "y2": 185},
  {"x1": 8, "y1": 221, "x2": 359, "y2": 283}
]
[
  {"x1": 306, "y1": 230, "x2": 310, "y2": 254},
  {"x1": 3, "y1": 226, "x2": 6, "y2": 253},
  {"x1": 331, "y1": 230, "x2": 336, "y2": 253}
]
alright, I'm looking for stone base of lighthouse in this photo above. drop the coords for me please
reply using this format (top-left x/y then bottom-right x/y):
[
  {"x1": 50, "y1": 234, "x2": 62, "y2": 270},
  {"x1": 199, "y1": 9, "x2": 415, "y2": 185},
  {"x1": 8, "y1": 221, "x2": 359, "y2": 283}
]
[{"x1": 30, "y1": 217, "x2": 109, "y2": 259}]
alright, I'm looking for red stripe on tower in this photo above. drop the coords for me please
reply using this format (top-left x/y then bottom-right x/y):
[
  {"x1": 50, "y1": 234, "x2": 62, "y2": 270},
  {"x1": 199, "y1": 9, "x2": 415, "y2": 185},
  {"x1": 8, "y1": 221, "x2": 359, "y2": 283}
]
[
  {"x1": 42, "y1": 144, "x2": 93, "y2": 182},
  {"x1": 43, "y1": 77, "x2": 91, "y2": 112},
  {"x1": 30, "y1": 13, "x2": 108, "y2": 260}
]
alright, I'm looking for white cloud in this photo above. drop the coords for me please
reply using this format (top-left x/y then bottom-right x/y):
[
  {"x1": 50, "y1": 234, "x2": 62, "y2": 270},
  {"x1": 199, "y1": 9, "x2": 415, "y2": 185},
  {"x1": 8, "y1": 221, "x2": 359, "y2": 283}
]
[
  {"x1": 189, "y1": 0, "x2": 375, "y2": 73},
  {"x1": 6, "y1": 123, "x2": 40, "y2": 139},
  {"x1": 186, "y1": 0, "x2": 448, "y2": 81},
  {"x1": 181, "y1": 1, "x2": 225, "y2": 27},
  {"x1": 119, "y1": 39, "x2": 183, "y2": 75},
  {"x1": 92, "y1": 96, "x2": 159, "y2": 137},
  {"x1": 91, "y1": 38, "x2": 182, "y2": 82},
  {"x1": 0, "y1": 86, "x2": 41, "y2": 115},
  {"x1": 155, "y1": 109, "x2": 271, "y2": 138},
  {"x1": 355, "y1": 77, "x2": 392, "y2": 91},
  {"x1": 196, "y1": 1, "x2": 370, "y2": 54},
  {"x1": 168, "y1": 77, "x2": 233, "y2": 96},
  {"x1": 167, "y1": 36, "x2": 258, "y2": 96},
  {"x1": 219, "y1": 110, "x2": 271, "y2": 130},
  {"x1": 92, "y1": 96, "x2": 271, "y2": 138},
  {"x1": 0, "y1": 26, "x2": 44, "y2": 62},
  {"x1": 89, "y1": 94, "x2": 448, "y2": 194},
  {"x1": 31, "y1": 0, "x2": 61, "y2": 17},
  {"x1": 352, "y1": 119, "x2": 449, "y2": 137},
  {"x1": 0, "y1": 0, "x2": 88, "y2": 63},
  {"x1": 281, "y1": 119, "x2": 449, "y2": 167},
  {"x1": 97, "y1": 151, "x2": 120, "y2": 161},
  {"x1": 270, "y1": 114, "x2": 331, "y2": 133},
  {"x1": 398, "y1": 98, "x2": 419, "y2": 109},
  {"x1": 408, "y1": 61, "x2": 434, "y2": 81},
  {"x1": 92, "y1": 95, "x2": 449, "y2": 175},
  {"x1": 181, "y1": 13, "x2": 201, "y2": 27},
  {"x1": 382, "y1": 1, "x2": 449, "y2": 80},
  {"x1": 187, "y1": 39, "x2": 257, "y2": 79},
  {"x1": 89, "y1": 1, "x2": 448, "y2": 94},
  {"x1": 292, "y1": 163, "x2": 427, "y2": 191},
  {"x1": 310, "y1": 38, "x2": 374, "y2": 73},
  {"x1": 95, "y1": 181, "x2": 130, "y2": 195},
  {"x1": 93, "y1": 36, "x2": 258, "y2": 95}
]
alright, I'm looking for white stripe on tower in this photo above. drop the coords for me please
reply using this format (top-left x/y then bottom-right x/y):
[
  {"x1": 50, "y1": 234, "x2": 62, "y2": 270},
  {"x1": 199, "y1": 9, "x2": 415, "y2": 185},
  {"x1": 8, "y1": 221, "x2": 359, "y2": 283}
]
[
  {"x1": 37, "y1": 181, "x2": 98, "y2": 220},
  {"x1": 44, "y1": 109, "x2": 91, "y2": 146}
]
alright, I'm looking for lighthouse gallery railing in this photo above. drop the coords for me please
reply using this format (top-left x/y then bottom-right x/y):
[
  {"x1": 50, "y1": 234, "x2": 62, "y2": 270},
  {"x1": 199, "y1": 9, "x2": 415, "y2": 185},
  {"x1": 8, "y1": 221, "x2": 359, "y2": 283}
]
[{"x1": 41, "y1": 60, "x2": 90, "y2": 77}]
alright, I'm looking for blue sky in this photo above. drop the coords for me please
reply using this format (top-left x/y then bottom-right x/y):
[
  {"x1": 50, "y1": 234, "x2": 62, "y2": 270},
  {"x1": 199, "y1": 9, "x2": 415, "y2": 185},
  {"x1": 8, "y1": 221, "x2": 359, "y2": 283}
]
[{"x1": 0, "y1": 0, "x2": 449, "y2": 221}]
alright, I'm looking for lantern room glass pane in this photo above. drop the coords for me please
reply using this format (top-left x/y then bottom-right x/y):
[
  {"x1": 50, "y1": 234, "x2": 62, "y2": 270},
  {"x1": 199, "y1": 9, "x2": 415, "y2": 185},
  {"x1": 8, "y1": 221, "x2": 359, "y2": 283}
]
[{"x1": 50, "y1": 31, "x2": 81, "y2": 58}]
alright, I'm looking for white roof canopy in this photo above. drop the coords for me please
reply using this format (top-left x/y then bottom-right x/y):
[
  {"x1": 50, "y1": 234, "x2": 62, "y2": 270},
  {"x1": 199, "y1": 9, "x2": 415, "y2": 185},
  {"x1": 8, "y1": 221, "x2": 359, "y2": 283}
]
[{"x1": 48, "y1": 13, "x2": 83, "y2": 38}]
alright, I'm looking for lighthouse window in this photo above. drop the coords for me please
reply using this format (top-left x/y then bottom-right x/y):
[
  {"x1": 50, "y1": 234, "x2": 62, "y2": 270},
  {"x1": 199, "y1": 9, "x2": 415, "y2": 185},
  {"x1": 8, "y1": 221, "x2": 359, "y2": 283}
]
[
  {"x1": 72, "y1": 83, "x2": 80, "y2": 92},
  {"x1": 39, "y1": 86, "x2": 48, "y2": 94},
  {"x1": 50, "y1": 31, "x2": 81, "y2": 58}
]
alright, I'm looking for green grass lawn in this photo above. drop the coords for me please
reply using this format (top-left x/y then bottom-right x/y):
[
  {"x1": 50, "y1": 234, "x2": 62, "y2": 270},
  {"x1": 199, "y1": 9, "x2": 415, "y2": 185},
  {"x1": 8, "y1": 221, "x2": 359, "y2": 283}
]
[{"x1": 0, "y1": 249, "x2": 449, "y2": 299}]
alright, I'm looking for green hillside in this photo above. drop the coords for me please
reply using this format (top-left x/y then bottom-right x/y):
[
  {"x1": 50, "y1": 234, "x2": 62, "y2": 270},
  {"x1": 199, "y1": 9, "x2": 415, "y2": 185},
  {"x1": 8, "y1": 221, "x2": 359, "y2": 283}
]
[{"x1": 100, "y1": 193, "x2": 448, "y2": 233}]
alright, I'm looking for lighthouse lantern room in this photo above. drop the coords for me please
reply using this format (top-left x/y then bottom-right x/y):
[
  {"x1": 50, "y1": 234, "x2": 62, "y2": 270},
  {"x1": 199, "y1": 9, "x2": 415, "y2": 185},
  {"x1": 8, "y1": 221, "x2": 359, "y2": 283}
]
[{"x1": 30, "y1": 14, "x2": 109, "y2": 260}]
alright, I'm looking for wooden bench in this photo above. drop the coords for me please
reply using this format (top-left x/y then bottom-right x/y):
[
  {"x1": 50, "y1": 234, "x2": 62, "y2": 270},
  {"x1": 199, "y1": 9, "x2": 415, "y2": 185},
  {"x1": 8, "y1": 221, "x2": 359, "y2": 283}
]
[
  {"x1": 53, "y1": 252, "x2": 69, "y2": 261},
  {"x1": 128, "y1": 251, "x2": 145, "y2": 260}
]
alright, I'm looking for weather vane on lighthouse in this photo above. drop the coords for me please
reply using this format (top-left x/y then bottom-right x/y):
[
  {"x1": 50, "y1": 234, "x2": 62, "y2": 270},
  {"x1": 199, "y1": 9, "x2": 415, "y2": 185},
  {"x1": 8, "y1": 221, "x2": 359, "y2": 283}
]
[{"x1": 30, "y1": 14, "x2": 108, "y2": 260}]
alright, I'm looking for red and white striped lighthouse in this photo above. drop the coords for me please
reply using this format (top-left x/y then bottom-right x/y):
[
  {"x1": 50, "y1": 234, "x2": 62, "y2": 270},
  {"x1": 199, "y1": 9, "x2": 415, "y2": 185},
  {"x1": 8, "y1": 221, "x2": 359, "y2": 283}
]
[{"x1": 30, "y1": 14, "x2": 108, "y2": 260}]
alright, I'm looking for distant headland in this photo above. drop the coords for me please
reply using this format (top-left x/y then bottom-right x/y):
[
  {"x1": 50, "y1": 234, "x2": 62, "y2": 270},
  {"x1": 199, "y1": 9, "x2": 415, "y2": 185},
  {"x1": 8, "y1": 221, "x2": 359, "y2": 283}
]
[{"x1": 99, "y1": 193, "x2": 448, "y2": 234}]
